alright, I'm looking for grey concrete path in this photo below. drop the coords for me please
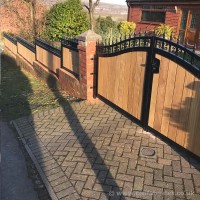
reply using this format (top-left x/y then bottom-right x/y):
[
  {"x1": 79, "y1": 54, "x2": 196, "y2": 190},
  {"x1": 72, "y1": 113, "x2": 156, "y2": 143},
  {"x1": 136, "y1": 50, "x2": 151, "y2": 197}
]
[
  {"x1": 1, "y1": 121, "x2": 39, "y2": 200},
  {"x1": 13, "y1": 101, "x2": 200, "y2": 200}
]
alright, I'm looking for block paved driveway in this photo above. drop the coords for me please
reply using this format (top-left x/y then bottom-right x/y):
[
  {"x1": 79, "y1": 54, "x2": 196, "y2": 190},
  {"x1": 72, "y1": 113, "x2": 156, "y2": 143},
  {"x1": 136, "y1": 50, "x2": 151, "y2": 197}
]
[{"x1": 14, "y1": 101, "x2": 200, "y2": 200}]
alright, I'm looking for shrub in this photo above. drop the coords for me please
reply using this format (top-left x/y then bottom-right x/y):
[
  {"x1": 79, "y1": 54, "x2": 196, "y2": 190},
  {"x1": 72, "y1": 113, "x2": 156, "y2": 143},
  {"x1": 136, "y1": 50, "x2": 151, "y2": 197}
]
[
  {"x1": 118, "y1": 21, "x2": 136, "y2": 36},
  {"x1": 155, "y1": 24, "x2": 174, "y2": 39},
  {"x1": 44, "y1": 0, "x2": 90, "y2": 41},
  {"x1": 95, "y1": 16, "x2": 120, "y2": 43}
]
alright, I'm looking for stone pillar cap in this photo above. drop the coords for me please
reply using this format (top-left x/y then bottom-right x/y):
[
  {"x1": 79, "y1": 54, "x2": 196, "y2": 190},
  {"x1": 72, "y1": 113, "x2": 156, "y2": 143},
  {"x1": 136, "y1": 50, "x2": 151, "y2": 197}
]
[{"x1": 76, "y1": 30, "x2": 102, "y2": 42}]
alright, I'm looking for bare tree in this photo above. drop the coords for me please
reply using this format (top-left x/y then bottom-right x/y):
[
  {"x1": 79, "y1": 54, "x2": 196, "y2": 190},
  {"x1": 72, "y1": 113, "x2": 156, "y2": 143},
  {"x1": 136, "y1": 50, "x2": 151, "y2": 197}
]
[
  {"x1": 1, "y1": 0, "x2": 46, "y2": 41},
  {"x1": 25, "y1": 0, "x2": 37, "y2": 37},
  {"x1": 84, "y1": 0, "x2": 100, "y2": 31}
]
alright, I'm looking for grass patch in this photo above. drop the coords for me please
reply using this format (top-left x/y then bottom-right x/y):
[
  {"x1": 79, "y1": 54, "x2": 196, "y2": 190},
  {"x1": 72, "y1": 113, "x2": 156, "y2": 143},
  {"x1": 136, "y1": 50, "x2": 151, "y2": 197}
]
[{"x1": 0, "y1": 53, "x2": 79, "y2": 120}]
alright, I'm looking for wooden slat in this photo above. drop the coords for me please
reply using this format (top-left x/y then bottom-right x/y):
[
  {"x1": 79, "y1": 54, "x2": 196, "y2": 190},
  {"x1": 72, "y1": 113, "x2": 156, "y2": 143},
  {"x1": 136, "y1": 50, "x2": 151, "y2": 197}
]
[
  {"x1": 160, "y1": 60, "x2": 178, "y2": 136},
  {"x1": 185, "y1": 79, "x2": 200, "y2": 156},
  {"x1": 133, "y1": 52, "x2": 142, "y2": 118},
  {"x1": 122, "y1": 52, "x2": 132, "y2": 112},
  {"x1": 153, "y1": 56, "x2": 170, "y2": 132},
  {"x1": 190, "y1": 80, "x2": 200, "y2": 156},
  {"x1": 175, "y1": 71, "x2": 195, "y2": 146},
  {"x1": 118, "y1": 54, "x2": 126, "y2": 109},
  {"x1": 127, "y1": 52, "x2": 137, "y2": 117},
  {"x1": 98, "y1": 57, "x2": 104, "y2": 96},
  {"x1": 113, "y1": 55, "x2": 121, "y2": 107},
  {"x1": 148, "y1": 55, "x2": 161, "y2": 127},
  {"x1": 109, "y1": 56, "x2": 117, "y2": 104},
  {"x1": 137, "y1": 52, "x2": 146, "y2": 119},
  {"x1": 167, "y1": 66, "x2": 186, "y2": 141}
]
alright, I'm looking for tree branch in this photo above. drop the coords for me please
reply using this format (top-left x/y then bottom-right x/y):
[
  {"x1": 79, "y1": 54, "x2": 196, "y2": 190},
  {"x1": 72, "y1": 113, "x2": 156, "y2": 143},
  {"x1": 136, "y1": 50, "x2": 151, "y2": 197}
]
[
  {"x1": 84, "y1": 4, "x2": 90, "y2": 12},
  {"x1": 94, "y1": 0, "x2": 100, "y2": 7}
]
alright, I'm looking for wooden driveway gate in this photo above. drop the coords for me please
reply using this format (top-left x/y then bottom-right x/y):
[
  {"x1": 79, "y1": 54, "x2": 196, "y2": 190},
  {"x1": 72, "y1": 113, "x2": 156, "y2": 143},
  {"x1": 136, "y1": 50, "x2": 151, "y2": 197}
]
[{"x1": 96, "y1": 35, "x2": 200, "y2": 157}]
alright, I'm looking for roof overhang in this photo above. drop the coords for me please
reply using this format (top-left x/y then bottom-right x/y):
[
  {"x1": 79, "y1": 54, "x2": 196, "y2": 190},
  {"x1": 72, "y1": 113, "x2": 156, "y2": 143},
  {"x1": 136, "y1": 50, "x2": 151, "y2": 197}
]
[{"x1": 126, "y1": 0, "x2": 200, "y2": 6}]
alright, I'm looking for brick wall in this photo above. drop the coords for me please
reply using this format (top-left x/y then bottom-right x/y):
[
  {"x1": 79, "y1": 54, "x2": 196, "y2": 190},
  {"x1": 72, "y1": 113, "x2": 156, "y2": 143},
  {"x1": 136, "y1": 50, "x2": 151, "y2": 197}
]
[
  {"x1": 128, "y1": 5, "x2": 181, "y2": 36},
  {"x1": 128, "y1": 6, "x2": 141, "y2": 23},
  {"x1": 165, "y1": 7, "x2": 182, "y2": 36},
  {"x1": 4, "y1": 31, "x2": 102, "y2": 102}
]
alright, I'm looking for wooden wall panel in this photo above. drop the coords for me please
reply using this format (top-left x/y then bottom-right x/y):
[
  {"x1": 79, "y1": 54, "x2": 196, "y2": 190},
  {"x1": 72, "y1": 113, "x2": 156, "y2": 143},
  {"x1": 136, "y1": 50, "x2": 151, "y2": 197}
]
[
  {"x1": 98, "y1": 52, "x2": 147, "y2": 120},
  {"x1": 17, "y1": 43, "x2": 35, "y2": 65},
  {"x1": 36, "y1": 46, "x2": 61, "y2": 74},
  {"x1": 186, "y1": 79, "x2": 200, "y2": 156},
  {"x1": 149, "y1": 54, "x2": 200, "y2": 157},
  {"x1": 4, "y1": 38, "x2": 17, "y2": 55},
  {"x1": 63, "y1": 48, "x2": 79, "y2": 74}
]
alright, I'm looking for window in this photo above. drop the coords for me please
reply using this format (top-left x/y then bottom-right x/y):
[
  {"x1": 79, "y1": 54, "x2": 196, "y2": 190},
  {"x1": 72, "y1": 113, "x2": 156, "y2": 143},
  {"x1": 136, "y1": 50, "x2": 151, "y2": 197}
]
[
  {"x1": 190, "y1": 13, "x2": 200, "y2": 29},
  {"x1": 141, "y1": 5, "x2": 166, "y2": 23}
]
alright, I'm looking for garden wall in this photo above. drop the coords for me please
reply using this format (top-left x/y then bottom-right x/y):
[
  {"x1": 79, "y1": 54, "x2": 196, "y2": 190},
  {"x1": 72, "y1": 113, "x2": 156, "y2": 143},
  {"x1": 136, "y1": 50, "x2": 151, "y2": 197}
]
[{"x1": 3, "y1": 31, "x2": 101, "y2": 102}]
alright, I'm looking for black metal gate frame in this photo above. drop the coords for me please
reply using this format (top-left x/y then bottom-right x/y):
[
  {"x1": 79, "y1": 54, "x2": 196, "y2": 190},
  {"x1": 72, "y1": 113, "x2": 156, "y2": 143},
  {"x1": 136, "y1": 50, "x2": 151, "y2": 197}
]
[{"x1": 96, "y1": 35, "x2": 200, "y2": 133}]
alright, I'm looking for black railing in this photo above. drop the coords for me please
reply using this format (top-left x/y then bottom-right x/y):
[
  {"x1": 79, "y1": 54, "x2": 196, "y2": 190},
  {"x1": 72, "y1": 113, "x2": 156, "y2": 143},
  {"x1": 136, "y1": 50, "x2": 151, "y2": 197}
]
[
  {"x1": 35, "y1": 38, "x2": 61, "y2": 57},
  {"x1": 16, "y1": 36, "x2": 35, "y2": 53},
  {"x1": 97, "y1": 35, "x2": 152, "y2": 56},
  {"x1": 3, "y1": 33, "x2": 17, "y2": 45},
  {"x1": 154, "y1": 37, "x2": 200, "y2": 75},
  {"x1": 61, "y1": 38, "x2": 78, "y2": 52},
  {"x1": 97, "y1": 34, "x2": 200, "y2": 78}
]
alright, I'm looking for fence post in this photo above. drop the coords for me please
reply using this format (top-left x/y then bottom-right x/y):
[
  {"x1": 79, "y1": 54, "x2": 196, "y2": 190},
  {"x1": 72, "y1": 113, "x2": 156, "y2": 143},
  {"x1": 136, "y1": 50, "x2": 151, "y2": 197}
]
[{"x1": 77, "y1": 30, "x2": 102, "y2": 102}]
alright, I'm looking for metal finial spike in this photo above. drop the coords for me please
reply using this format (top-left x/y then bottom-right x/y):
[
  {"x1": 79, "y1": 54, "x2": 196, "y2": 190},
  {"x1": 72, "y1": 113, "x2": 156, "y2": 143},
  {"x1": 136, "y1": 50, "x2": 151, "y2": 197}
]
[
  {"x1": 129, "y1": 34, "x2": 131, "y2": 39},
  {"x1": 193, "y1": 43, "x2": 196, "y2": 52},
  {"x1": 186, "y1": 39, "x2": 189, "y2": 46},
  {"x1": 177, "y1": 35, "x2": 180, "y2": 44},
  {"x1": 184, "y1": 40, "x2": 187, "y2": 47},
  {"x1": 107, "y1": 39, "x2": 109, "y2": 45},
  {"x1": 170, "y1": 32, "x2": 173, "y2": 41},
  {"x1": 145, "y1": 27, "x2": 147, "y2": 36},
  {"x1": 139, "y1": 28, "x2": 141, "y2": 36},
  {"x1": 163, "y1": 31, "x2": 165, "y2": 39},
  {"x1": 134, "y1": 31, "x2": 136, "y2": 37},
  {"x1": 154, "y1": 27, "x2": 156, "y2": 36}
]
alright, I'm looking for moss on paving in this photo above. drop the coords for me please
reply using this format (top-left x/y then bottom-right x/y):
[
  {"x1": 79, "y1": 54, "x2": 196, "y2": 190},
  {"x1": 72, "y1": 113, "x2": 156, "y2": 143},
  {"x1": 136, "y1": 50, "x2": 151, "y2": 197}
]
[{"x1": 0, "y1": 53, "x2": 79, "y2": 120}]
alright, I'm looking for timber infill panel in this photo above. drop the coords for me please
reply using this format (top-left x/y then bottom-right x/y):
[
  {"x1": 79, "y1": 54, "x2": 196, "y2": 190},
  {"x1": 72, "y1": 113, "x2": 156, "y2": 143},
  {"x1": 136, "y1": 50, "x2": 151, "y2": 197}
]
[
  {"x1": 17, "y1": 42, "x2": 35, "y2": 65},
  {"x1": 61, "y1": 38, "x2": 79, "y2": 76},
  {"x1": 3, "y1": 34, "x2": 17, "y2": 55},
  {"x1": 97, "y1": 34, "x2": 200, "y2": 157},
  {"x1": 148, "y1": 55, "x2": 200, "y2": 156},
  {"x1": 17, "y1": 37, "x2": 35, "y2": 65},
  {"x1": 35, "y1": 38, "x2": 61, "y2": 74},
  {"x1": 98, "y1": 52, "x2": 146, "y2": 120}
]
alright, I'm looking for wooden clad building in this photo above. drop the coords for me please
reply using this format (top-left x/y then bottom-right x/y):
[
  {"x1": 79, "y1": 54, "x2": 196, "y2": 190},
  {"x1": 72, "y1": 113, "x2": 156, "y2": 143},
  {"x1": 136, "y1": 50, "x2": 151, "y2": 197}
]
[{"x1": 126, "y1": 0, "x2": 200, "y2": 48}]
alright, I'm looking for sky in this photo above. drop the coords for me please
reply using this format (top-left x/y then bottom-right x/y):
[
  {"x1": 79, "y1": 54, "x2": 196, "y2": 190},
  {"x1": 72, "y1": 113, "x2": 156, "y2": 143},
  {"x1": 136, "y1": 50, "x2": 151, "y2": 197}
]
[{"x1": 101, "y1": 0, "x2": 127, "y2": 5}]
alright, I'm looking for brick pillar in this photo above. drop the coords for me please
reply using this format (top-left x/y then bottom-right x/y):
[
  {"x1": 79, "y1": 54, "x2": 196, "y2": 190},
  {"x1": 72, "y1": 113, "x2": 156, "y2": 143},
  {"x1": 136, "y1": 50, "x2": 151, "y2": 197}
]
[{"x1": 77, "y1": 30, "x2": 102, "y2": 103}]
